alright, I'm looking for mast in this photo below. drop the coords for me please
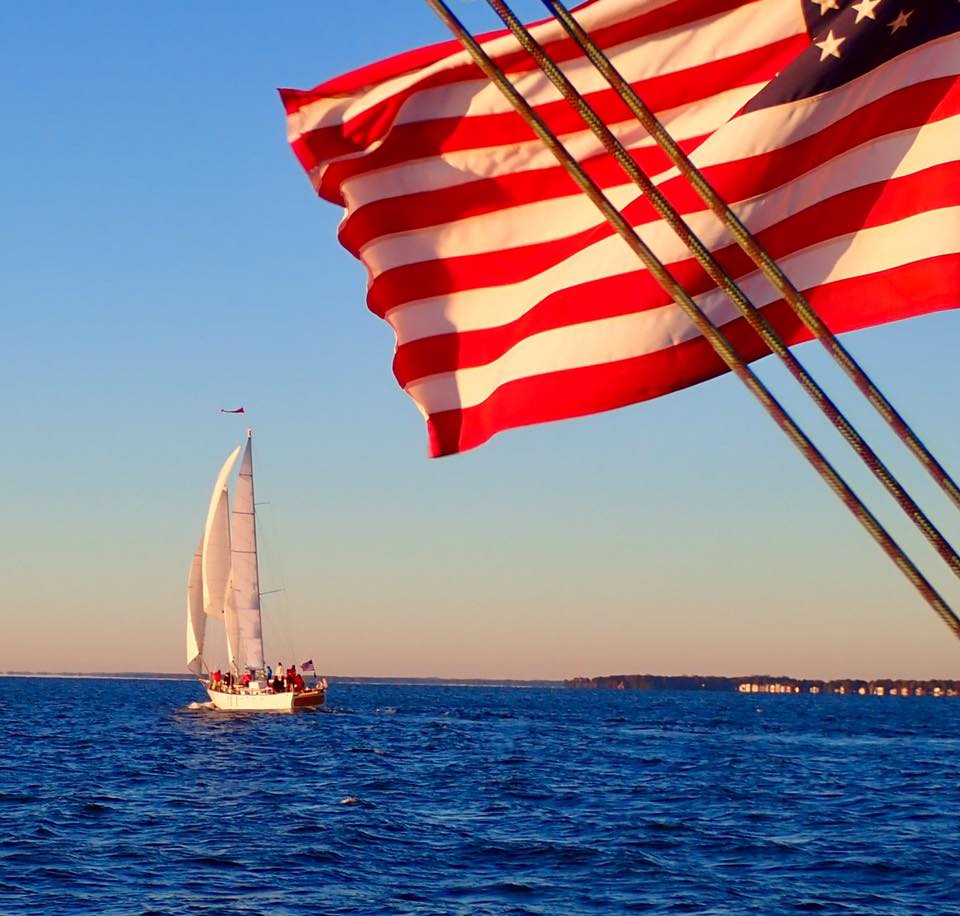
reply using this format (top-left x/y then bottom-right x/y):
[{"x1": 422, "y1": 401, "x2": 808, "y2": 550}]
[{"x1": 230, "y1": 428, "x2": 265, "y2": 672}]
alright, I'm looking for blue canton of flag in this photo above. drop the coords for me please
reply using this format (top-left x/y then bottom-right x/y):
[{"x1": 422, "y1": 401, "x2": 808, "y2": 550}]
[{"x1": 746, "y1": 0, "x2": 960, "y2": 109}]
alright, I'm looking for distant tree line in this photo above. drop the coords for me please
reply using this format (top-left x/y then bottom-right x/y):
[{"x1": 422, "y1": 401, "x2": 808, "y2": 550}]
[{"x1": 565, "y1": 674, "x2": 960, "y2": 694}]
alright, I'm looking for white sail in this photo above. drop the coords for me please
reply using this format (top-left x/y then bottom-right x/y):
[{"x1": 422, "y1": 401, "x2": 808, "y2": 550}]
[
  {"x1": 201, "y1": 446, "x2": 240, "y2": 618},
  {"x1": 186, "y1": 538, "x2": 205, "y2": 675},
  {"x1": 223, "y1": 570, "x2": 242, "y2": 672},
  {"x1": 230, "y1": 431, "x2": 265, "y2": 671}
]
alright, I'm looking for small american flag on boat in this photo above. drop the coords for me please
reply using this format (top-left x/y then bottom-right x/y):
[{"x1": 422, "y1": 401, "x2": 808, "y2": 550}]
[{"x1": 301, "y1": 659, "x2": 316, "y2": 672}]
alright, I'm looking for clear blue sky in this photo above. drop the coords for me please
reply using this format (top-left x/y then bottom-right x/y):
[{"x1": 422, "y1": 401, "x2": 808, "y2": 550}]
[{"x1": 2, "y1": 1, "x2": 959, "y2": 679}]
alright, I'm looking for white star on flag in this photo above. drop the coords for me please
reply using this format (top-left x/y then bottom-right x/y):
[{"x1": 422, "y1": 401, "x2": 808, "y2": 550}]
[
  {"x1": 851, "y1": 0, "x2": 882, "y2": 22},
  {"x1": 815, "y1": 28, "x2": 847, "y2": 59},
  {"x1": 811, "y1": 0, "x2": 840, "y2": 15},
  {"x1": 888, "y1": 9, "x2": 913, "y2": 32}
]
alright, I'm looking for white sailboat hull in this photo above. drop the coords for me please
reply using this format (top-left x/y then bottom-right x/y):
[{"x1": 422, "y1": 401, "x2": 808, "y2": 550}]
[{"x1": 204, "y1": 682, "x2": 325, "y2": 712}]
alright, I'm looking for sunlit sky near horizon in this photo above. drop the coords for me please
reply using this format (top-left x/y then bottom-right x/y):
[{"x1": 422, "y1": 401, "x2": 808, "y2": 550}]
[{"x1": 2, "y1": 1, "x2": 959, "y2": 681}]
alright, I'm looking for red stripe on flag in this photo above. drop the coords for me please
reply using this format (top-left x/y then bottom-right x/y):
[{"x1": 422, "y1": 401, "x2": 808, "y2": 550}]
[
  {"x1": 307, "y1": 35, "x2": 805, "y2": 204},
  {"x1": 673, "y1": 75, "x2": 960, "y2": 214},
  {"x1": 392, "y1": 162, "x2": 960, "y2": 385},
  {"x1": 426, "y1": 255, "x2": 960, "y2": 456},
  {"x1": 359, "y1": 80, "x2": 960, "y2": 317}
]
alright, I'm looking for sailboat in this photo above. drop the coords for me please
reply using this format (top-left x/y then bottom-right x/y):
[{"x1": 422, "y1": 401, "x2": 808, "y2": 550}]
[{"x1": 186, "y1": 429, "x2": 326, "y2": 711}]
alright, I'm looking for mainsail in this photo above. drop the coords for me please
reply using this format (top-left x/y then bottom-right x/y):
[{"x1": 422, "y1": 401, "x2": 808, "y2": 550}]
[
  {"x1": 185, "y1": 538, "x2": 205, "y2": 675},
  {"x1": 191, "y1": 435, "x2": 267, "y2": 676},
  {"x1": 223, "y1": 569, "x2": 242, "y2": 672},
  {"x1": 201, "y1": 446, "x2": 240, "y2": 669},
  {"x1": 229, "y1": 432, "x2": 265, "y2": 671},
  {"x1": 202, "y1": 446, "x2": 240, "y2": 616}
]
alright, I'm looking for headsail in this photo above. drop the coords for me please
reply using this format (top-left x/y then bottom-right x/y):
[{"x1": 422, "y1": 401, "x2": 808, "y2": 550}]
[
  {"x1": 186, "y1": 537, "x2": 205, "y2": 675},
  {"x1": 230, "y1": 430, "x2": 265, "y2": 671},
  {"x1": 201, "y1": 446, "x2": 241, "y2": 619},
  {"x1": 223, "y1": 570, "x2": 242, "y2": 672}
]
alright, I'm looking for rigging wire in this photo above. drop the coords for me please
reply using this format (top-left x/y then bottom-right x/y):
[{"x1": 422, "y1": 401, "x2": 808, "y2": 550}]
[{"x1": 423, "y1": 0, "x2": 960, "y2": 640}]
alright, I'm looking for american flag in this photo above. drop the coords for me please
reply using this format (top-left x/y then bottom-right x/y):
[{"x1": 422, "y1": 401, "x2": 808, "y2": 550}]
[
  {"x1": 282, "y1": 0, "x2": 960, "y2": 456},
  {"x1": 301, "y1": 659, "x2": 316, "y2": 672}
]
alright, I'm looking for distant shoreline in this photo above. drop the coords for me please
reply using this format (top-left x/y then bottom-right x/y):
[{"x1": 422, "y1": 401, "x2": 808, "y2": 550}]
[
  {"x1": 0, "y1": 672, "x2": 562, "y2": 687},
  {"x1": 567, "y1": 674, "x2": 960, "y2": 696},
  {"x1": 2, "y1": 671, "x2": 958, "y2": 695},
  {"x1": 0, "y1": 672, "x2": 196, "y2": 682}
]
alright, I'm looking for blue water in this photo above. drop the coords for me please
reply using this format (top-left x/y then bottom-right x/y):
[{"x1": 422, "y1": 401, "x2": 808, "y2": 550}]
[{"x1": 1, "y1": 679, "x2": 959, "y2": 914}]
